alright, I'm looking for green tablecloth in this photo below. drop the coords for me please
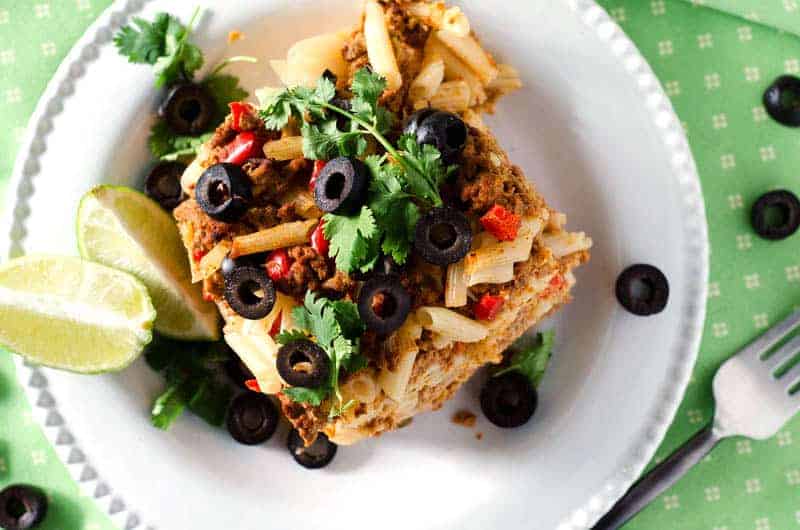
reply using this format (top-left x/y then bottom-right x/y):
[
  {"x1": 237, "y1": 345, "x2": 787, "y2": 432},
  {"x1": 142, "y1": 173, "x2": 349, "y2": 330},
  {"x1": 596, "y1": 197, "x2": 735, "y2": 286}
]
[{"x1": 0, "y1": 1, "x2": 799, "y2": 529}]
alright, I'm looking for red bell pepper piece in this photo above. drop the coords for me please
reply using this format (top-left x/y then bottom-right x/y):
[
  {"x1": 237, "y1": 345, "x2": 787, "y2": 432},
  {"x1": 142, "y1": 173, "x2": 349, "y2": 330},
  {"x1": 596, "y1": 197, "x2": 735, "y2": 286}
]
[
  {"x1": 265, "y1": 249, "x2": 292, "y2": 281},
  {"x1": 244, "y1": 379, "x2": 261, "y2": 393},
  {"x1": 474, "y1": 293, "x2": 505, "y2": 321},
  {"x1": 480, "y1": 204, "x2": 522, "y2": 241},
  {"x1": 309, "y1": 160, "x2": 326, "y2": 192},
  {"x1": 229, "y1": 102, "x2": 252, "y2": 132},
  {"x1": 223, "y1": 131, "x2": 263, "y2": 166},
  {"x1": 192, "y1": 248, "x2": 207, "y2": 262},
  {"x1": 311, "y1": 220, "x2": 329, "y2": 257},
  {"x1": 269, "y1": 311, "x2": 282, "y2": 337}
]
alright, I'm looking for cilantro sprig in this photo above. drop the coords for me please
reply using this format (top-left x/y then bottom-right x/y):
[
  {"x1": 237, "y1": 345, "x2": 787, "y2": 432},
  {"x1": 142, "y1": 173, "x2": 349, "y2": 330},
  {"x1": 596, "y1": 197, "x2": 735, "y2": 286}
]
[
  {"x1": 145, "y1": 335, "x2": 235, "y2": 430},
  {"x1": 276, "y1": 293, "x2": 368, "y2": 418},
  {"x1": 493, "y1": 330, "x2": 555, "y2": 388},
  {"x1": 115, "y1": 9, "x2": 255, "y2": 161},
  {"x1": 260, "y1": 69, "x2": 456, "y2": 273}
]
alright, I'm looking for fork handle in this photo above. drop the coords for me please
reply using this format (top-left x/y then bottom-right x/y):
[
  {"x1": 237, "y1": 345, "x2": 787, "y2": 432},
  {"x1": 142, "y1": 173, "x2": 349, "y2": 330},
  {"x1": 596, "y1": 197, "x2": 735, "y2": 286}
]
[{"x1": 592, "y1": 424, "x2": 721, "y2": 530}]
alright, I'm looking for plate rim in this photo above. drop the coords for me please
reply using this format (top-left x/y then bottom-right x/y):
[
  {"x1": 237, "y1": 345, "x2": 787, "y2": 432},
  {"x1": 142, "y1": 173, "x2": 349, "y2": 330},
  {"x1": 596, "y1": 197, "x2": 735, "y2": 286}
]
[{"x1": 2, "y1": 0, "x2": 709, "y2": 529}]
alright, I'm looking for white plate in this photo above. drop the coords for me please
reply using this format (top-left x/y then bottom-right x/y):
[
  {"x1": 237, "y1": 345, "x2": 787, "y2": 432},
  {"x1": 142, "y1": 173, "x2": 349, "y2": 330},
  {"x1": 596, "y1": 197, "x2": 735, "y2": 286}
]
[{"x1": 2, "y1": 1, "x2": 708, "y2": 529}]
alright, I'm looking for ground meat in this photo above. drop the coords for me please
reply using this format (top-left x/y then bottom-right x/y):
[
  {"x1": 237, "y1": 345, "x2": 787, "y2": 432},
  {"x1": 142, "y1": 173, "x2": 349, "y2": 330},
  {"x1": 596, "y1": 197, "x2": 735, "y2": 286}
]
[
  {"x1": 242, "y1": 158, "x2": 289, "y2": 203},
  {"x1": 173, "y1": 199, "x2": 244, "y2": 251},
  {"x1": 280, "y1": 158, "x2": 312, "y2": 186},
  {"x1": 208, "y1": 114, "x2": 278, "y2": 165},
  {"x1": 341, "y1": 3, "x2": 429, "y2": 115},
  {"x1": 452, "y1": 410, "x2": 477, "y2": 428},
  {"x1": 240, "y1": 205, "x2": 281, "y2": 233},
  {"x1": 320, "y1": 271, "x2": 355, "y2": 300},
  {"x1": 279, "y1": 245, "x2": 331, "y2": 296},
  {"x1": 277, "y1": 393, "x2": 327, "y2": 445},
  {"x1": 457, "y1": 126, "x2": 544, "y2": 218},
  {"x1": 404, "y1": 259, "x2": 445, "y2": 308}
]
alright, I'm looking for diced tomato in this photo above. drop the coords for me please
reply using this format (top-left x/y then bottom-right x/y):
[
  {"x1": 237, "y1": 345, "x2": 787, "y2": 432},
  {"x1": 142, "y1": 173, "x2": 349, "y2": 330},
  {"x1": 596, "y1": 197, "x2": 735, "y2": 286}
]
[
  {"x1": 311, "y1": 220, "x2": 329, "y2": 257},
  {"x1": 269, "y1": 311, "x2": 282, "y2": 337},
  {"x1": 480, "y1": 204, "x2": 521, "y2": 241},
  {"x1": 474, "y1": 293, "x2": 505, "y2": 321},
  {"x1": 223, "y1": 131, "x2": 264, "y2": 165},
  {"x1": 202, "y1": 292, "x2": 214, "y2": 302},
  {"x1": 229, "y1": 102, "x2": 252, "y2": 132},
  {"x1": 550, "y1": 275, "x2": 565, "y2": 288},
  {"x1": 192, "y1": 248, "x2": 207, "y2": 262},
  {"x1": 309, "y1": 160, "x2": 326, "y2": 192},
  {"x1": 266, "y1": 249, "x2": 292, "y2": 281},
  {"x1": 244, "y1": 379, "x2": 261, "y2": 393}
]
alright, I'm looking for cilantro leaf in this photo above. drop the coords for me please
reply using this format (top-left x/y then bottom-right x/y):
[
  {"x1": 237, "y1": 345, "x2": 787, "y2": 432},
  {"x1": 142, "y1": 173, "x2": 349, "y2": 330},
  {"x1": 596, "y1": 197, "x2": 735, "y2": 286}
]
[
  {"x1": 152, "y1": 10, "x2": 203, "y2": 88},
  {"x1": 188, "y1": 379, "x2": 233, "y2": 427},
  {"x1": 283, "y1": 386, "x2": 328, "y2": 407},
  {"x1": 323, "y1": 207, "x2": 379, "y2": 274},
  {"x1": 275, "y1": 329, "x2": 310, "y2": 345},
  {"x1": 301, "y1": 119, "x2": 368, "y2": 160},
  {"x1": 259, "y1": 77, "x2": 337, "y2": 131},
  {"x1": 148, "y1": 121, "x2": 212, "y2": 161},
  {"x1": 397, "y1": 134, "x2": 452, "y2": 207},
  {"x1": 366, "y1": 156, "x2": 420, "y2": 264},
  {"x1": 151, "y1": 382, "x2": 188, "y2": 430},
  {"x1": 115, "y1": 9, "x2": 203, "y2": 87},
  {"x1": 494, "y1": 330, "x2": 555, "y2": 388},
  {"x1": 113, "y1": 13, "x2": 173, "y2": 65},
  {"x1": 331, "y1": 300, "x2": 365, "y2": 339},
  {"x1": 283, "y1": 293, "x2": 368, "y2": 415}
]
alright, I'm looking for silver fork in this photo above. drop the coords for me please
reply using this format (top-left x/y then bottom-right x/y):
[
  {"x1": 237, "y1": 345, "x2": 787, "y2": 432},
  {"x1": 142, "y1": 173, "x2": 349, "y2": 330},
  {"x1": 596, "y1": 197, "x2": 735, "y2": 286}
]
[{"x1": 592, "y1": 309, "x2": 800, "y2": 530}]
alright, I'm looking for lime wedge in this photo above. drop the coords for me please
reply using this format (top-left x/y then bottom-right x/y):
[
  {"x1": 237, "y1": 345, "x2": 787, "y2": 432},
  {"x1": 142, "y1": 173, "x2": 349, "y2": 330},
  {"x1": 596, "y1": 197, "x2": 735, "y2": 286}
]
[
  {"x1": 77, "y1": 186, "x2": 220, "y2": 341},
  {"x1": 0, "y1": 255, "x2": 156, "y2": 373}
]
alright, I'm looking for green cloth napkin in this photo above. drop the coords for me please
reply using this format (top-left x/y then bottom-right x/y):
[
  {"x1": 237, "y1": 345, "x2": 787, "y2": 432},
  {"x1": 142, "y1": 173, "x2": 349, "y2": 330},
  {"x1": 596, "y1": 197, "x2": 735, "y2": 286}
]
[{"x1": 0, "y1": 1, "x2": 799, "y2": 529}]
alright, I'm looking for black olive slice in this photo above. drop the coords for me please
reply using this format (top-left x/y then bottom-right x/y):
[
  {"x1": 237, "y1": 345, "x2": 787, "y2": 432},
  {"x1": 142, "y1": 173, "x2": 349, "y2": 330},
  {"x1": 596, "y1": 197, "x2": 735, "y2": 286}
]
[
  {"x1": 276, "y1": 340, "x2": 331, "y2": 389},
  {"x1": 224, "y1": 266, "x2": 276, "y2": 320},
  {"x1": 357, "y1": 274, "x2": 412, "y2": 336},
  {"x1": 414, "y1": 207, "x2": 473, "y2": 266},
  {"x1": 145, "y1": 161, "x2": 186, "y2": 210},
  {"x1": 480, "y1": 372, "x2": 538, "y2": 428},
  {"x1": 615, "y1": 264, "x2": 669, "y2": 316},
  {"x1": 159, "y1": 83, "x2": 216, "y2": 135},
  {"x1": 313, "y1": 157, "x2": 369, "y2": 214},
  {"x1": 763, "y1": 75, "x2": 800, "y2": 127},
  {"x1": 195, "y1": 163, "x2": 253, "y2": 222},
  {"x1": 0, "y1": 485, "x2": 48, "y2": 530},
  {"x1": 288, "y1": 429, "x2": 338, "y2": 469},
  {"x1": 403, "y1": 108, "x2": 437, "y2": 137},
  {"x1": 751, "y1": 189, "x2": 800, "y2": 240},
  {"x1": 413, "y1": 110, "x2": 468, "y2": 163},
  {"x1": 226, "y1": 393, "x2": 279, "y2": 445}
]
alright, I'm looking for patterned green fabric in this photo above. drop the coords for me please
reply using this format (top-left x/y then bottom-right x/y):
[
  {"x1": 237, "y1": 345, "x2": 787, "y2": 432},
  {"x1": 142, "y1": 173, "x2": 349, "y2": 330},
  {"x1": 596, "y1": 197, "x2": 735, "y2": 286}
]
[{"x1": 0, "y1": 1, "x2": 799, "y2": 529}]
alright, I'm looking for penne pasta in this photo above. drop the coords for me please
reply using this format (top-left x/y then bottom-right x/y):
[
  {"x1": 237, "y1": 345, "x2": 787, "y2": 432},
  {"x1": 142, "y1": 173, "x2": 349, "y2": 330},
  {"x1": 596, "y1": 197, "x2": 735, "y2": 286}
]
[
  {"x1": 263, "y1": 136, "x2": 304, "y2": 161},
  {"x1": 445, "y1": 260, "x2": 468, "y2": 307},
  {"x1": 285, "y1": 30, "x2": 350, "y2": 86},
  {"x1": 282, "y1": 188, "x2": 323, "y2": 219},
  {"x1": 429, "y1": 80, "x2": 471, "y2": 113},
  {"x1": 545, "y1": 211, "x2": 568, "y2": 233},
  {"x1": 487, "y1": 63, "x2": 523, "y2": 95},
  {"x1": 416, "y1": 306, "x2": 488, "y2": 343},
  {"x1": 407, "y1": 3, "x2": 470, "y2": 37},
  {"x1": 378, "y1": 315, "x2": 422, "y2": 400},
  {"x1": 341, "y1": 370, "x2": 380, "y2": 404},
  {"x1": 364, "y1": 1, "x2": 403, "y2": 92},
  {"x1": 441, "y1": 6, "x2": 470, "y2": 37},
  {"x1": 409, "y1": 58, "x2": 445, "y2": 103},
  {"x1": 541, "y1": 231, "x2": 593, "y2": 258},
  {"x1": 423, "y1": 36, "x2": 486, "y2": 105},
  {"x1": 224, "y1": 329, "x2": 284, "y2": 394},
  {"x1": 195, "y1": 240, "x2": 232, "y2": 283},
  {"x1": 435, "y1": 30, "x2": 499, "y2": 85},
  {"x1": 464, "y1": 217, "x2": 542, "y2": 275},
  {"x1": 230, "y1": 219, "x2": 318, "y2": 258},
  {"x1": 430, "y1": 332, "x2": 454, "y2": 350},
  {"x1": 468, "y1": 262, "x2": 515, "y2": 286},
  {"x1": 180, "y1": 145, "x2": 209, "y2": 194}
]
